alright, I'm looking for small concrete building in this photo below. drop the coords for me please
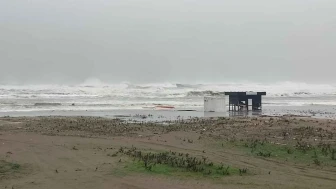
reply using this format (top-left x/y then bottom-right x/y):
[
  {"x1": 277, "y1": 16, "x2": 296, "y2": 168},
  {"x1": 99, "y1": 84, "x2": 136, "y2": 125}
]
[
  {"x1": 204, "y1": 97, "x2": 226, "y2": 112},
  {"x1": 225, "y1": 92, "x2": 266, "y2": 111}
]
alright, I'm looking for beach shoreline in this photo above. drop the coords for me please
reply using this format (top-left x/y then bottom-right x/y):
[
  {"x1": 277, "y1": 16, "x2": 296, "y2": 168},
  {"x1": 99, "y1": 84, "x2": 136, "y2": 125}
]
[
  {"x1": 1, "y1": 104, "x2": 336, "y2": 121},
  {"x1": 1, "y1": 115, "x2": 336, "y2": 189}
]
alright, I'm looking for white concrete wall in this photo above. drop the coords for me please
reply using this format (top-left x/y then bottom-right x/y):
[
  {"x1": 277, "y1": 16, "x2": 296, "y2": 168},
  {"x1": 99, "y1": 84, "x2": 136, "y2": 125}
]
[{"x1": 204, "y1": 97, "x2": 226, "y2": 112}]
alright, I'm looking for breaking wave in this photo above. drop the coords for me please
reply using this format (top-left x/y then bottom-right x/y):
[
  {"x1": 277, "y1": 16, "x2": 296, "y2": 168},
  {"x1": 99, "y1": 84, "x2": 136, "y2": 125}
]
[
  {"x1": 0, "y1": 80, "x2": 336, "y2": 112},
  {"x1": 0, "y1": 81, "x2": 335, "y2": 98},
  {"x1": 187, "y1": 91, "x2": 226, "y2": 97},
  {"x1": 176, "y1": 84, "x2": 203, "y2": 89}
]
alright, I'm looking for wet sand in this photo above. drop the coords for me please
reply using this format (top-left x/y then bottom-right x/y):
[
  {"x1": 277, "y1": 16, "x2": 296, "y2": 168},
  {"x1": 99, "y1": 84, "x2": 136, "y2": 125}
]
[
  {"x1": 1, "y1": 116, "x2": 336, "y2": 189},
  {"x1": 1, "y1": 104, "x2": 336, "y2": 122}
]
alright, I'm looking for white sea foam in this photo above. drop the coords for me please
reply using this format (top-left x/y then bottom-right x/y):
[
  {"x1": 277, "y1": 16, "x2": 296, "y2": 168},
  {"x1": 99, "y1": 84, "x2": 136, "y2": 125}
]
[{"x1": 0, "y1": 81, "x2": 335, "y2": 112}]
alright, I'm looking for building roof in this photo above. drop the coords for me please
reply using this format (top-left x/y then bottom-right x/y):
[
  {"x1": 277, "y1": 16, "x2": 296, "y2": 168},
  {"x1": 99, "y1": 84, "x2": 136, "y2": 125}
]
[{"x1": 224, "y1": 92, "x2": 266, "y2": 96}]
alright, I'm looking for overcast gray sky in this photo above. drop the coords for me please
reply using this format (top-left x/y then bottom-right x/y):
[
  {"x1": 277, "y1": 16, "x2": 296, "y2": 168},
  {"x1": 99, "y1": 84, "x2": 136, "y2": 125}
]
[{"x1": 0, "y1": 0, "x2": 335, "y2": 84}]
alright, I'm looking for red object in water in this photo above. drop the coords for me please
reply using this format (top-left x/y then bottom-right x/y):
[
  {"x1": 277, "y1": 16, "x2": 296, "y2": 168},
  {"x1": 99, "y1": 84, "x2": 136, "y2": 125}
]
[{"x1": 155, "y1": 105, "x2": 175, "y2": 109}]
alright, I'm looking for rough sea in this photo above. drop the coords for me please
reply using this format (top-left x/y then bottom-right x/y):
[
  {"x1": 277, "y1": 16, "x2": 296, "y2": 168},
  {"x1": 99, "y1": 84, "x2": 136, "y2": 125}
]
[{"x1": 1, "y1": 80, "x2": 336, "y2": 119}]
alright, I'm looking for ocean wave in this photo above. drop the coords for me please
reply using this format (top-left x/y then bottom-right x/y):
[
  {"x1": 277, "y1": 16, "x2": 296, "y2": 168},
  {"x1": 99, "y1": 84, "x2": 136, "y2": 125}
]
[
  {"x1": 186, "y1": 91, "x2": 225, "y2": 97},
  {"x1": 126, "y1": 84, "x2": 152, "y2": 89},
  {"x1": 34, "y1": 103, "x2": 62, "y2": 106},
  {"x1": 0, "y1": 81, "x2": 335, "y2": 101},
  {"x1": 126, "y1": 83, "x2": 177, "y2": 90},
  {"x1": 176, "y1": 84, "x2": 202, "y2": 88}
]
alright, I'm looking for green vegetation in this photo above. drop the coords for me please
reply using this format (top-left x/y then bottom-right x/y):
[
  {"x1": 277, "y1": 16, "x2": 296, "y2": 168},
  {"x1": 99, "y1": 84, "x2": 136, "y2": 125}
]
[
  {"x1": 125, "y1": 161, "x2": 240, "y2": 178},
  {"x1": 0, "y1": 160, "x2": 21, "y2": 174},
  {"x1": 112, "y1": 147, "x2": 244, "y2": 178},
  {"x1": 224, "y1": 139, "x2": 336, "y2": 167}
]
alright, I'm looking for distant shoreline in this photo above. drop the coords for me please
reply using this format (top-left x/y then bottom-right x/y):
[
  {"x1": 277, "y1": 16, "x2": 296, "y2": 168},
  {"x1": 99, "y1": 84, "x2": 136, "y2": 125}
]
[{"x1": 1, "y1": 104, "x2": 336, "y2": 121}]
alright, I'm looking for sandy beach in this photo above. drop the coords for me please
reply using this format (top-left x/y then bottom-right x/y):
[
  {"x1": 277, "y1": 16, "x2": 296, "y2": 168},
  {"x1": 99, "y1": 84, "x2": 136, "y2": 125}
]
[
  {"x1": 1, "y1": 116, "x2": 336, "y2": 189},
  {"x1": 2, "y1": 0, "x2": 336, "y2": 188}
]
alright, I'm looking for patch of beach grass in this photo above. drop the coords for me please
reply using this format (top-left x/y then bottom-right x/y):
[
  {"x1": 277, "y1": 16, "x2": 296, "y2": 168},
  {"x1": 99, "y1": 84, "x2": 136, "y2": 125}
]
[
  {"x1": 111, "y1": 147, "x2": 243, "y2": 179},
  {"x1": 119, "y1": 161, "x2": 240, "y2": 179},
  {"x1": 219, "y1": 140, "x2": 336, "y2": 167},
  {"x1": 0, "y1": 160, "x2": 21, "y2": 176}
]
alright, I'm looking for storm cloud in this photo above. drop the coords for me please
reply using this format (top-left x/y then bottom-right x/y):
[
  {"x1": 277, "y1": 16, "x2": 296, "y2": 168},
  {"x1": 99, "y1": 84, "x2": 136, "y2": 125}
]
[{"x1": 1, "y1": 0, "x2": 335, "y2": 84}]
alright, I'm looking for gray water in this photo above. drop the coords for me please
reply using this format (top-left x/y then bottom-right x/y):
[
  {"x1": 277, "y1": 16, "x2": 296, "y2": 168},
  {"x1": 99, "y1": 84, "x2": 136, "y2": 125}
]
[{"x1": 1, "y1": 82, "x2": 336, "y2": 120}]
